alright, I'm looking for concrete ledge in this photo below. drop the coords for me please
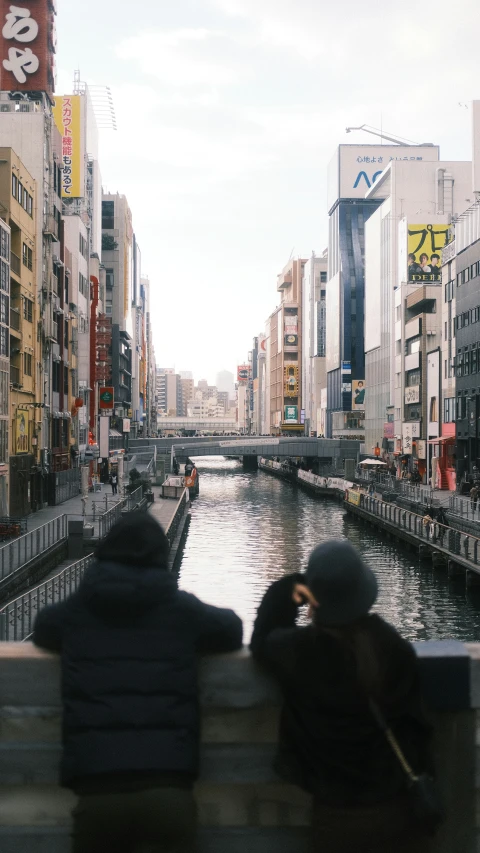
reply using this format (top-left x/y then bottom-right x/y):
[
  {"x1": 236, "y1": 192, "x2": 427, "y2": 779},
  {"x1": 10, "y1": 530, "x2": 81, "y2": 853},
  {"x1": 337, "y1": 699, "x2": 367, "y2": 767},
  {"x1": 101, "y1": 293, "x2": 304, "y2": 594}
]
[{"x1": 0, "y1": 644, "x2": 478, "y2": 852}]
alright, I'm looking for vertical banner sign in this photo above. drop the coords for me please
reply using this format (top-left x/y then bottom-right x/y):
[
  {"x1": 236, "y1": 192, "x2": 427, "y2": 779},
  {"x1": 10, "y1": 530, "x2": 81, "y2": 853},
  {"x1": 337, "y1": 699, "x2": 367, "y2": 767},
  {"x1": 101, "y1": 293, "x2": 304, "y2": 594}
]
[
  {"x1": 52, "y1": 94, "x2": 83, "y2": 197},
  {"x1": 99, "y1": 415, "x2": 109, "y2": 460},
  {"x1": 0, "y1": 1, "x2": 57, "y2": 101}
]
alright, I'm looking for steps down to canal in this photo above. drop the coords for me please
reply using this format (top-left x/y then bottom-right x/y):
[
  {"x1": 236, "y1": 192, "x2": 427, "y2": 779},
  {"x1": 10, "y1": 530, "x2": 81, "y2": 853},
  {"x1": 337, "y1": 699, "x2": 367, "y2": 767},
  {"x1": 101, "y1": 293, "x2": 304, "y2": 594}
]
[{"x1": 0, "y1": 643, "x2": 476, "y2": 852}]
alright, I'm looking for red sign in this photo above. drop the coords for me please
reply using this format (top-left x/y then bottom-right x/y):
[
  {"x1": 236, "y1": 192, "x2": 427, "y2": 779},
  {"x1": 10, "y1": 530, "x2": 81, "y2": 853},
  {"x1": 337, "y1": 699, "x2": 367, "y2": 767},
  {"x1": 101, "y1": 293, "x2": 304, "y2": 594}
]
[
  {"x1": 0, "y1": 1, "x2": 56, "y2": 101},
  {"x1": 237, "y1": 365, "x2": 249, "y2": 382},
  {"x1": 99, "y1": 387, "x2": 114, "y2": 410}
]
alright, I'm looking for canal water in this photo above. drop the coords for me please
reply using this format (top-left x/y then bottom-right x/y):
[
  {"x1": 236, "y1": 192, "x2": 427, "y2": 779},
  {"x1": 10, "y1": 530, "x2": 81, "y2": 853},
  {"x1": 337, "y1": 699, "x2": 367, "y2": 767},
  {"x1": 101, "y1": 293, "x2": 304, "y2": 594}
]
[{"x1": 178, "y1": 457, "x2": 480, "y2": 643}]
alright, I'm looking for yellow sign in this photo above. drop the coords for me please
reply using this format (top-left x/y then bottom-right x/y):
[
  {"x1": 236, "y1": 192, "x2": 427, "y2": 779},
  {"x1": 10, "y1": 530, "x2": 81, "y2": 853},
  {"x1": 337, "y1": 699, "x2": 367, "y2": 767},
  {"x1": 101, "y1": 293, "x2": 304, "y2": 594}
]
[
  {"x1": 347, "y1": 490, "x2": 361, "y2": 506},
  {"x1": 15, "y1": 411, "x2": 30, "y2": 454},
  {"x1": 52, "y1": 95, "x2": 83, "y2": 198},
  {"x1": 407, "y1": 224, "x2": 450, "y2": 282}
]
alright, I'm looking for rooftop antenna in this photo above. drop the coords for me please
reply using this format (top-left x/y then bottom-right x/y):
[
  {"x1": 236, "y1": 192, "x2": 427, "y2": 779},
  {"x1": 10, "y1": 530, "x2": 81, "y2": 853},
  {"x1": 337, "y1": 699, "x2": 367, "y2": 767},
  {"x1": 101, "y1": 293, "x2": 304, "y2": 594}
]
[
  {"x1": 345, "y1": 124, "x2": 434, "y2": 147},
  {"x1": 73, "y1": 69, "x2": 117, "y2": 131}
]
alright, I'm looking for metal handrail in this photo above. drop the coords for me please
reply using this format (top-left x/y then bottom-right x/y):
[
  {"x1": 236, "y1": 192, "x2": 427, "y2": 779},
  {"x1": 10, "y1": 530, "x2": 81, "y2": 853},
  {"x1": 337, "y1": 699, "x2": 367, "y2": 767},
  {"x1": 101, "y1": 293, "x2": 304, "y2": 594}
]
[
  {"x1": 351, "y1": 493, "x2": 480, "y2": 570},
  {"x1": 165, "y1": 490, "x2": 187, "y2": 549},
  {"x1": 0, "y1": 515, "x2": 68, "y2": 582},
  {"x1": 0, "y1": 554, "x2": 93, "y2": 642}
]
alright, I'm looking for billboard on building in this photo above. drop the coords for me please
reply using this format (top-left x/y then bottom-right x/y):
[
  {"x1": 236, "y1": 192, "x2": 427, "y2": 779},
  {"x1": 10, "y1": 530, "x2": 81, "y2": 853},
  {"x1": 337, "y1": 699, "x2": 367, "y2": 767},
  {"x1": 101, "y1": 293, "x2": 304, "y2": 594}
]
[
  {"x1": 402, "y1": 422, "x2": 421, "y2": 454},
  {"x1": 99, "y1": 387, "x2": 114, "y2": 410},
  {"x1": 237, "y1": 365, "x2": 249, "y2": 382},
  {"x1": 52, "y1": 95, "x2": 84, "y2": 197},
  {"x1": 327, "y1": 145, "x2": 440, "y2": 213},
  {"x1": 407, "y1": 224, "x2": 450, "y2": 282},
  {"x1": 284, "y1": 405, "x2": 298, "y2": 422},
  {"x1": 405, "y1": 386, "x2": 420, "y2": 405},
  {"x1": 15, "y1": 410, "x2": 29, "y2": 453},
  {"x1": 284, "y1": 333, "x2": 298, "y2": 347},
  {"x1": 0, "y1": 1, "x2": 56, "y2": 100},
  {"x1": 352, "y1": 380, "x2": 365, "y2": 410}
]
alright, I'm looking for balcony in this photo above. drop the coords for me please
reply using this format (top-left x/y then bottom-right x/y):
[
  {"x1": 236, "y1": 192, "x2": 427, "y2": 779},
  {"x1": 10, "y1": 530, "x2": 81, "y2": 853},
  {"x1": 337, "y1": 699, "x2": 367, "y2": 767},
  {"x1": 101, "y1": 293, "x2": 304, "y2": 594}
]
[
  {"x1": 9, "y1": 308, "x2": 20, "y2": 332},
  {"x1": 405, "y1": 351, "x2": 420, "y2": 372},
  {"x1": 43, "y1": 214, "x2": 58, "y2": 240},
  {"x1": 10, "y1": 365, "x2": 20, "y2": 386},
  {"x1": 10, "y1": 251, "x2": 20, "y2": 277}
]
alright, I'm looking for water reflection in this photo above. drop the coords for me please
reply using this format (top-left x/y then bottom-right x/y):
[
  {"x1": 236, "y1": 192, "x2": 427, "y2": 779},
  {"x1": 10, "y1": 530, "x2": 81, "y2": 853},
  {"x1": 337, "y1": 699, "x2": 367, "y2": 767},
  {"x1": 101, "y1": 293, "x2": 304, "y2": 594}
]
[{"x1": 177, "y1": 458, "x2": 480, "y2": 643}]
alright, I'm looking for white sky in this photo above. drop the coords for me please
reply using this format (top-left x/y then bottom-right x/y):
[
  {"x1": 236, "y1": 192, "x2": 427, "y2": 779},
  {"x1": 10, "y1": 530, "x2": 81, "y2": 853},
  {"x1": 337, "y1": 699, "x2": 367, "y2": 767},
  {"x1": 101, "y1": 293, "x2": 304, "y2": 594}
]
[{"x1": 56, "y1": 0, "x2": 476, "y2": 384}]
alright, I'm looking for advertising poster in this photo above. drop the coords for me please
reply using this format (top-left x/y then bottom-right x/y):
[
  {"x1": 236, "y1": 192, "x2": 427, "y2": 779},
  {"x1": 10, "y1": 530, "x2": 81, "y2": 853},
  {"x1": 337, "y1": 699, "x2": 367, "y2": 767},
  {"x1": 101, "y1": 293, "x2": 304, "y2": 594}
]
[
  {"x1": 284, "y1": 406, "x2": 298, "y2": 422},
  {"x1": 52, "y1": 95, "x2": 84, "y2": 197},
  {"x1": 407, "y1": 224, "x2": 450, "y2": 282},
  {"x1": 99, "y1": 387, "x2": 114, "y2": 410},
  {"x1": 15, "y1": 410, "x2": 29, "y2": 453},
  {"x1": 284, "y1": 333, "x2": 298, "y2": 347},
  {"x1": 237, "y1": 365, "x2": 249, "y2": 382},
  {"x1": 352, "y1": 380, "x2": 366, "y2": 409}
]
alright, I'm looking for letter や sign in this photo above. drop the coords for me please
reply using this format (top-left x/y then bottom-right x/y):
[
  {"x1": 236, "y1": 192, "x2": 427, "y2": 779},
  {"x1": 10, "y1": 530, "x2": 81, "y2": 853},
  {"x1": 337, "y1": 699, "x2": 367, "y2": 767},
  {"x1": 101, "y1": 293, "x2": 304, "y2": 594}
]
[{"x1": 0, "y1": 1, "x2": 57, "y2": 101}]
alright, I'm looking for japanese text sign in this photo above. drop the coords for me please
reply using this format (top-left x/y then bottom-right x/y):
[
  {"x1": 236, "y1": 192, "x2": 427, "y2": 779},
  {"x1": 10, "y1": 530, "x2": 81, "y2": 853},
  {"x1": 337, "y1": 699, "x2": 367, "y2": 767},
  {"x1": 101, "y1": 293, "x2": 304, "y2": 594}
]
[
  {"x1": 52, "y1": 94, "x2": 83, "y2": 197},
  {"x1": 0, "y1": 1, "x2": 56, "y2": 100}
]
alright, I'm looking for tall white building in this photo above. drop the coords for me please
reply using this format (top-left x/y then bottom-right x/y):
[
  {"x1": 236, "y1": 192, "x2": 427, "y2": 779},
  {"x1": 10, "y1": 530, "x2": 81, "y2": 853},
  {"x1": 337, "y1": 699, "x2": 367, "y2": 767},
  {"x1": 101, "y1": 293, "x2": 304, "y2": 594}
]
[{"x1": 364, "y1": 157, "x2": 473, "y2": 470}]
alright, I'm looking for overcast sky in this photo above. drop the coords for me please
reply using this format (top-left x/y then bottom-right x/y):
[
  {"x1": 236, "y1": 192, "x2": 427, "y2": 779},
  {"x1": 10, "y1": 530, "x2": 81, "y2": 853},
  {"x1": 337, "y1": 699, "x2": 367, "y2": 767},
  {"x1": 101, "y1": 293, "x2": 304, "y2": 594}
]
[{"x1": 56, "y1": 0, "x2": 477, "y2": 384}]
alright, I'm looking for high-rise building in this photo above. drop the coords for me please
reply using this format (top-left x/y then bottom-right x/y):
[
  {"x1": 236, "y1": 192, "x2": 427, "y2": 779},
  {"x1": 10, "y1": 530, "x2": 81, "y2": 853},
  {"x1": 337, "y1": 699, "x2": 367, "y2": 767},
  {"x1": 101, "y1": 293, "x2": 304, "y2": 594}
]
[
  {"x1": 156, "y1": 368, "x2": 182, "y2": 417},
  {"x1": 0, "y1": 217, "x2": 10, "y2": 514},
  {"x1": 363, "y1": 154, "x2": 471, "y2": 473},
  {"x1": 216, "y1": 370, "x2": 235, "y2": 398},
  {"x1": 302, "y1": 251, "x2": 328, "y2": 436},
  {"x1": 326, "y1": 144, "x2": 441, "y2": 441},
  {"x1": 180, "y1": 377, "x2": 194, "y2": 416},
  {"x1": 267, "y1": 257, "x2": 306, "y2": 433},
  {"x1": 0, "y1": 149, "x2": 38, "y2": 514}
]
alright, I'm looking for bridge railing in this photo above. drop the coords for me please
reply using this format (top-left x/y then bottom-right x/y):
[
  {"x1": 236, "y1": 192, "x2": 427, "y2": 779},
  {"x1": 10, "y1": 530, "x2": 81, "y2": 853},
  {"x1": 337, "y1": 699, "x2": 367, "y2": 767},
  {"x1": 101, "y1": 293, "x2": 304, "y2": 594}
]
[
  {"x1": 0, "y1": 515, "x2": 68, "y2": 583},
  {"x1": 0, "y1": 555, "x2": 92, "y2": 642},
  {"x1": 350, "y1": 492, "x2": 480, "y2": 571}
]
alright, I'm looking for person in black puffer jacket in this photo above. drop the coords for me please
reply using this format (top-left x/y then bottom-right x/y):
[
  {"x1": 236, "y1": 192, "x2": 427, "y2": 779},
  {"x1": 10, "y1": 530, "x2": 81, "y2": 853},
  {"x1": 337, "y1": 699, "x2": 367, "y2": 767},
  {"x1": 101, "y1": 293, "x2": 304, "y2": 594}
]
[
  {"x1": 250, "y1": 540, "x2": 436, "y2": 853},
  {"x1": 33, "y1": 512, "x2": 243, "y2": 853}
]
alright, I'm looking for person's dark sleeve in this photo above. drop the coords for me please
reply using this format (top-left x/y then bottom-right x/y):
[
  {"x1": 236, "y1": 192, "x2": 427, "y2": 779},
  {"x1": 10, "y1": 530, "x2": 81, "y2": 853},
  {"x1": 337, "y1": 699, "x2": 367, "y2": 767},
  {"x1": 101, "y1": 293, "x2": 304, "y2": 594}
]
[
  {"x1": 250, "y1": 573, "x2": 304, "y2": 662},
  {"x1": 32, "y1": 601, "x2": 68, "y2": 653},
  {"x1": 195, "y1": 600, "x2": 243, "y2": 654}
]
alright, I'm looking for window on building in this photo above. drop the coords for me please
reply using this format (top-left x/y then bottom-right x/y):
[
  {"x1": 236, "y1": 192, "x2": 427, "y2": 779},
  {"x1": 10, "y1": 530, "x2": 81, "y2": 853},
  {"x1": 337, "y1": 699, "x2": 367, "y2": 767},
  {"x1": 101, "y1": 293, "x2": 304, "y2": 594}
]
[
  {"x1": 17, "y1": 181, "x2": 22, "y2": 204},
  {"x1": 52, "y1": 418, "x2": 60, "y2": 449},
  {"x1": 64, "y1": 319, "x2": 68, "y2": 347},
  {"x1": 444, "y1": 397, "x2": 456, "y2": 423},
  {"x1": 408, "y1": 338, "x2": 420, "y2": 355},
  {"x1": 0, "y1": 420, "x2": 7, "y2": 464},
  {"x1": 457, "y1": 395, "x2": 466, "y2": 420},
  {"x1": 79, "y1": 273, "x2": 88, "y2": 297},
  {"x1": 23, "y1": 352, "x2": 32, "y2": 376},
  {"x1": 27, "y1": 193, "x2": 32, "y2": 217},
  {"x1": 23, "y1": 297, "x2": 33, "y2": 322},
  {"x1": 12, "y1": 173, "x2": 17, "y2": 199},
  {"x1": 102, "y1": 200, "x2": 115, "y2": 230},
  {"x1": 64, "y1": 366, "x2": 69, "y2": 394},
  {"x1": 0, "y1": 228, "x2": 8, "y2": 262},
  {"x1": 0, "y1": 261, "x2": 8, "y2": 293},
  {"x1": 320, "y1": 271, "x2": 327, "y2": 283},
  {"x1": 22, "y1": 243, "x2": 32, "y2": 271},
  {"x1": 105, "y1": 269, "x2": 114, "y2": 289},
  {"x1": 0, "y1": 293, "x2": 8, "y2": 325},
  {"x1": 471, "y1": 263, "x2": 478, "y2": 280},
  {"x1": 79, "y1": 233, "x2": 88, "y2": 259},
  {"x1": 52, "y1": 361, "x2": 60, "y2": 393},
  {"x1": 0, "y1": 325, "x2": 7, "y2": 356},
  {"x1": 0, "y1": 370, "x2": 6, "y2": 417}
]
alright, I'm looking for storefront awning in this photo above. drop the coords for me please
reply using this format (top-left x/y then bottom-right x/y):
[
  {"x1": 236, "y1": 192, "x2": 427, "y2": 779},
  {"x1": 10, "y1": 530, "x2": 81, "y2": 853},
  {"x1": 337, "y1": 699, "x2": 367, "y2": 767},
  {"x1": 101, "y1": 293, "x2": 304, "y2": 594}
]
[
  {"x1": 427, "y1": 437, "x2": 454, "y2": 444},
  {"x1": 109, "y1": 429, "x2": 122, "y2": 437}
]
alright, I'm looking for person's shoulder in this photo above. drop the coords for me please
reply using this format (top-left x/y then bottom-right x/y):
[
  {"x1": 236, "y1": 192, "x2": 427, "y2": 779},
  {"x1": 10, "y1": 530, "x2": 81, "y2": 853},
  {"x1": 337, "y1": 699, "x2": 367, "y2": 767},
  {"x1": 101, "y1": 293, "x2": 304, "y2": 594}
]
[{"x1": 367, "y1": 614, "x2": 415, "y2": 656}]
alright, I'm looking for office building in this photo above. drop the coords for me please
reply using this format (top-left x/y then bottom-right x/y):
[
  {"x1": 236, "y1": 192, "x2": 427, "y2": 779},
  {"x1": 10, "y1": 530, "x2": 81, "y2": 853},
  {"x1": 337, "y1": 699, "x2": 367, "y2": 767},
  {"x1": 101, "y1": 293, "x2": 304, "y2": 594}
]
[
  {"x1": 363, "y1": 155, "x2": 471, "y2": 474},
  {"x1": 302, "y1": 251, "x2": 328, "y2": 436},
  {"x1": 267, "y1": 257, "x2": 306, "y2": 433}
]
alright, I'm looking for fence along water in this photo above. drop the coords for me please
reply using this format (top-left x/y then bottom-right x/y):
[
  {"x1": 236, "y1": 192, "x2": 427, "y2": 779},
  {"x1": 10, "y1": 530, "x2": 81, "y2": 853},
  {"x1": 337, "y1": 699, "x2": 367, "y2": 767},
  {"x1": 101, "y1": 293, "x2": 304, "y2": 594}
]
[{"x1": 0, "y1": 515, "x2": 68, "y2": 583}]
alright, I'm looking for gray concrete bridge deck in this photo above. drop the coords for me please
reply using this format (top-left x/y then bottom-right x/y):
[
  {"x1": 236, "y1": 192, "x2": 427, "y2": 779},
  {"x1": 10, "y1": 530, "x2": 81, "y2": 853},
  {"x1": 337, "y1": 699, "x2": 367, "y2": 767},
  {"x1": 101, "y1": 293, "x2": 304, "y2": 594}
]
[{"x1": 131, "y1": 436, "x2": 361, "y2": 460}]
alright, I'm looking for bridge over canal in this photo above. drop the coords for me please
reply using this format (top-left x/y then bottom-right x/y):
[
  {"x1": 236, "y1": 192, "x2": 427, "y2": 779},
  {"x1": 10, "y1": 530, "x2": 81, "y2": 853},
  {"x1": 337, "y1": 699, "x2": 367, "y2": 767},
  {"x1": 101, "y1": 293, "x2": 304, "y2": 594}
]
[{"x1": 130, "y1": 436, "x2": 361, "y2": 465}]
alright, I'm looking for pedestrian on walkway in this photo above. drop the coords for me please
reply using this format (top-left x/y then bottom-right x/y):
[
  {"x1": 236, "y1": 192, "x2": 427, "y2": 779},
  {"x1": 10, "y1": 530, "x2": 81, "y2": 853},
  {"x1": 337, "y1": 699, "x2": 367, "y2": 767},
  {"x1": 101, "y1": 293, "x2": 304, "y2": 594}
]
[
  {"x1": 471, "y1": 485, "x2": 479, "y2": 513},
  {"x1": 251, "y1": 540, "x2": 437, "y2": 853},
  {"x1": 32, "y1": 513, "x2": 243, "y2": 853},
  {"x1": 110, "y1": 472, "x2": 118, "y2": 495}
]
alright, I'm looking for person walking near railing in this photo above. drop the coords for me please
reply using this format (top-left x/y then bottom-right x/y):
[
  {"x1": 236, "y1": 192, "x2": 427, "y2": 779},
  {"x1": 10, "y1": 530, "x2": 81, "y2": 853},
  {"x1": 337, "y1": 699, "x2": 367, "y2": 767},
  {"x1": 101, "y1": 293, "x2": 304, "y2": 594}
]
[
  {"x1": 110, "y1": 472, "x2": 118, "y2": 496},
  {"x1": 251, "y1": 541, "x2": 438, "y2": 853},
  {"x1": 470, "y1": 485, "x2": 479, "y2": 514},
  {"x1": 32, "y1": 513, "x2": 243, "y2": 853}
]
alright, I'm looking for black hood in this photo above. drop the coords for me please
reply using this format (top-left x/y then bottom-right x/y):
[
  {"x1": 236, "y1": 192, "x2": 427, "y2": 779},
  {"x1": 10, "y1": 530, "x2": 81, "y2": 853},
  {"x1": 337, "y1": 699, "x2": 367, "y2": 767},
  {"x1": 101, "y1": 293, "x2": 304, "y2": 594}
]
[
  {"x1": 95, "y1": 512, "x2": 169, "y2": 569},
  {"x1": 80, "y1": 560, "x2": 177, "y2": 616}
]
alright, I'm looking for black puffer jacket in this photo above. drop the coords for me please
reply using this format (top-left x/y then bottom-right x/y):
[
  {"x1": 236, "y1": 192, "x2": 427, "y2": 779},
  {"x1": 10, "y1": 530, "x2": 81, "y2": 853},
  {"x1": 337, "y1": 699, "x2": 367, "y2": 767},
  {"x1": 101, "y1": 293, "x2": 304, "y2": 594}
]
[
  {"x1": 251, "y1": 574, "x2": 432, "y2": 806},
  {"x1": 33, "y1": 553, "x2": 242, "y2": 791}
]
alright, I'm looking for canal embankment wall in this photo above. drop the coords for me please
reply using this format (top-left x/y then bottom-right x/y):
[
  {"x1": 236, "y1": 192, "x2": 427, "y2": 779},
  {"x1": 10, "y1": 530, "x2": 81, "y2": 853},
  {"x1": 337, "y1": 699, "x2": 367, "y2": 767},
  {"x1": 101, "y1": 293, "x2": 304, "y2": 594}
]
[{"x1": 0, "y1": 643, "x2": 476, "y2": 853}]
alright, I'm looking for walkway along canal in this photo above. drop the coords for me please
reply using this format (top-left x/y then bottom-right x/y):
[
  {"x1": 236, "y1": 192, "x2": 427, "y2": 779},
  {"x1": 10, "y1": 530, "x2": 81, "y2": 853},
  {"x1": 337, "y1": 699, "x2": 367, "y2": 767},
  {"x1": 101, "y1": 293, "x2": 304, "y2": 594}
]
[{"x1": 178, "y1": 458, "x2": 480, "y2": 642}]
